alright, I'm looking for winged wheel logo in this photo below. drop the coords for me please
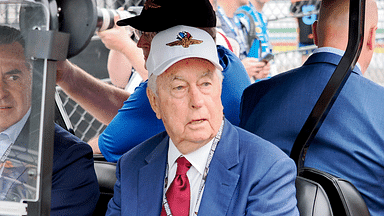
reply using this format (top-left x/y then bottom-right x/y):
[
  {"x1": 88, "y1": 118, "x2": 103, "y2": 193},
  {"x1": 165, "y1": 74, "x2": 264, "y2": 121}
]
[{"x1": 166, "y1": 31, "x2": 203, "y2": 48}]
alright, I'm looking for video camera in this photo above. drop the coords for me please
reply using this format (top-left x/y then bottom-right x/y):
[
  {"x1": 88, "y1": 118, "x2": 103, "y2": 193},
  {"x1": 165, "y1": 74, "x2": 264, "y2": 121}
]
[{"x1": 19, "y1": 0, "x2": 141, "y2": 58}]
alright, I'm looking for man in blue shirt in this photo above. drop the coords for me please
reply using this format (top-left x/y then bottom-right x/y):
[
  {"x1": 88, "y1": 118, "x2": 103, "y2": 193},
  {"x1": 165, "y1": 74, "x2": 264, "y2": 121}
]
[
  {"x1": 240, "y1": 0, "x2": 383, "y2": 215},
  {"x1": 0, "y1": 25, "x2": 99, "y2": 216}
]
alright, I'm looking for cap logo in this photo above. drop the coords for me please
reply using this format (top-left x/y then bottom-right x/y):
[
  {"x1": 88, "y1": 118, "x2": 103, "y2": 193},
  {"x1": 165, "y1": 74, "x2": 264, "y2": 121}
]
[
  {"x1": 144, "y1": 0, "x2": 161, "y2": 10},
  {"x1": 166, "y1": 31, "x2": 203, "y2": 48}
]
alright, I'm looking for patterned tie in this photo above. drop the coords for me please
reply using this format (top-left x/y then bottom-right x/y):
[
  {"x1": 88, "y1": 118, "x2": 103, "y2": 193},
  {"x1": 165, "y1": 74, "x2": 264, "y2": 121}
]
[{"x1": 161, "y1": 157, "x2": 192, "y2": 216}]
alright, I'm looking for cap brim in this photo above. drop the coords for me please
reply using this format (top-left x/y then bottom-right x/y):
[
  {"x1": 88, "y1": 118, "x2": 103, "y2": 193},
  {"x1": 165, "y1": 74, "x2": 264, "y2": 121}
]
[
  {"x1": 116, "y1": 14, "x2": 175, "y2": 32},
  {"x1": 116, "y1": 16, "x2": 145, "y2": 30},
  {"x1": 151, "y1": 55, "x2": 223, "y2": 77},
  {"x1": 117, "y1": 12, "x2": 216, "y2": 32}
]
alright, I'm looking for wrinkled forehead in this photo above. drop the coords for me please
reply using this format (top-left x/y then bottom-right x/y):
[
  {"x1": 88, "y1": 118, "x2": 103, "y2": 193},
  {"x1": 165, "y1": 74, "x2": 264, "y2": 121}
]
[
  {"x1": 0, "y1": 43, "x2": 30, "y2": 73},
  {"x1": 0, "y1": 42, "x2": 25, "y2": 59},
  {"x1": 161, "y1": 58, "x2": 216, "y2": 78}
]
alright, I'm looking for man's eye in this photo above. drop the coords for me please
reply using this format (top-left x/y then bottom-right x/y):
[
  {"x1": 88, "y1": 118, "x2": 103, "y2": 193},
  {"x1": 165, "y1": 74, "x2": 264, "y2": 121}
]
[
  {"x1": 174, "y1": 85, "x2": 184, "y2": 91},
  {"x1": 202, "y1": 82, "x2": 211, "y2": 86},
  {"x1": 7, "y1": 75, "x2": 19, "y2": 81}
]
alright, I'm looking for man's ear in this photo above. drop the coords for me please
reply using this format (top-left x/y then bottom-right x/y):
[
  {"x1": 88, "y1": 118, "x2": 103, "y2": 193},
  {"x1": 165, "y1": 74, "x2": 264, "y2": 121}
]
[
  {"x1": 312, "y1": 20, "x2": 319, "y2": 46},
  {"x1": 146, "y1": 87, "x2": 162, "y2": 119},
  {"x1": 367, "y1": 26, "x2": 377, "y2": 50}
]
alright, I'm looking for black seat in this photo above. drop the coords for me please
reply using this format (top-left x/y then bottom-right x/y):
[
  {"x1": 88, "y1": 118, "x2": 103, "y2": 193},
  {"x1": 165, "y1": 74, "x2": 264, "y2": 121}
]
[
  {"x1": 296, "y1": 167, "x2": 370, "y2": 216},
  {"x1": 92, "y1": 160, "x2": 117, "y2": 216},
  {"x1": 296, "y1": 176, "x2": 333, "y2": 216}
]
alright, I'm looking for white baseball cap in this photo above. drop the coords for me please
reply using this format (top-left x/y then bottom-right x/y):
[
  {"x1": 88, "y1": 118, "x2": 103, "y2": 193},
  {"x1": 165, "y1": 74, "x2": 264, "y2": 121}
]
[{"x1": 146, "y1": 25, "x2": 223, "y2": 77}]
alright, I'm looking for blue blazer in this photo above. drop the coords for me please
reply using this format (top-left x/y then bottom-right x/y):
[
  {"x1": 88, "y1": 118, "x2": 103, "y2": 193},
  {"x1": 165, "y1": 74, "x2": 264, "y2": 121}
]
[
  {"x1": 106, "y1": 119, "x2": 299, "y2": 215},
  {"x1": 240, "y1": 52, "x2": 384, "y2": 216},
  {"x1": 52, "y1": 124, "x2": 100, "y2": 216},
  {"x1": 4, "y1": 123, "x2": 99, "y2": 215}
]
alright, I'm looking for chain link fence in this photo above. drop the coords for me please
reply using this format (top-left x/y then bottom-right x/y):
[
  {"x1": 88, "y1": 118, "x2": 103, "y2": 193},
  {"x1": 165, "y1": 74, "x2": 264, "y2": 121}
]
[
  {"x1": 265, "y1": 0, "x2": 384, "y2": 85},
  {"x1": 2, "y1": 0, "x2": 383, "y2": 142}
]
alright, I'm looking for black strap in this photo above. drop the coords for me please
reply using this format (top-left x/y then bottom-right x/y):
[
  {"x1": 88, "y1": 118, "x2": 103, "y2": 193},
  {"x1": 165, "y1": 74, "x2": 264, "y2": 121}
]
[{"x1": 290, "y1": 0, "x2": 366, "y2": 172}]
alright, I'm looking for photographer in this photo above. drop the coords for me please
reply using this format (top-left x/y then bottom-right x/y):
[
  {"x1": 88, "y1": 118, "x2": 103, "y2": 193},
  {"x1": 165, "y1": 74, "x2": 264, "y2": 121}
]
[{"x1": 97, "y1": 8, "x2": 147, "y2": 88}]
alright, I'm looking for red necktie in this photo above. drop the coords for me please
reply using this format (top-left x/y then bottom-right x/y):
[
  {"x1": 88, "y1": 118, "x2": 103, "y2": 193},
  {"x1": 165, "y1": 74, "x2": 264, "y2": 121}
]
[{"x1": 161, "y1": 157, "x2": 192, "y2": 216}]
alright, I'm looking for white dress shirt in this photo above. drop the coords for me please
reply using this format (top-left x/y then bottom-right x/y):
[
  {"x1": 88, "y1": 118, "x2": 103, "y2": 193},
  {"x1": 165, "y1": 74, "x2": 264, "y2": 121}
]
[
  {"x1": 167, "y1": 137, "x2": 214, "y2": 216},
  {"x1": 312, "y1": 47, "x2": 362, "y2": 72},
  {"x1": 0, "y1": 109, "x2": 30, "y2": 160}
]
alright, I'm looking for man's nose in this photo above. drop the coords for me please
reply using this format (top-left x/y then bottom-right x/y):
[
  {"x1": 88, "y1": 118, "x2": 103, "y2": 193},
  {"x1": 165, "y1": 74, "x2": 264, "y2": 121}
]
[
  {"x1": 136, "y1": 36, "x2": 147, "y2": 48},
  {"x1": 189, "y1": 86, "x2": 204, "y2": 109},
  {"x1": 0, "y1": 80, "x2": 9, "y2": 99}
]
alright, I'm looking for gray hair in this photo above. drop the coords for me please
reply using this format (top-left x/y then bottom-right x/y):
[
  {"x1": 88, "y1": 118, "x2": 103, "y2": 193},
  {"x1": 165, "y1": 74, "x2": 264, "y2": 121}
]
[{"x1": 147, "y1": 67, "x2": 224, "y2": 96}]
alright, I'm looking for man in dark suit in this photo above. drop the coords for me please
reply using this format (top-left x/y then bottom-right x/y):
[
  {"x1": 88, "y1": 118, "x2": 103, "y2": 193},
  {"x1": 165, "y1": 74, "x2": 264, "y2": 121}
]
[
  {"x1": 106, "y1": 25, "x2": 299, "y2": 216},
  {"x1": 0, "y1": 25, "x2": 99, "y2": 215},
  {"x1": 240, "y1": 0, "x2": 383, "y2": 215}
]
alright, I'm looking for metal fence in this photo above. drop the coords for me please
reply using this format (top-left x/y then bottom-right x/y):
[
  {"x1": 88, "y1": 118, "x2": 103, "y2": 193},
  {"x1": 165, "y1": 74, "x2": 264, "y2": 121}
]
[
  {"x1": 265, "y1": 0, "x2": 384, "y2": 86},
  {"x1": 2, "y1": 0, "x2": 384, "y2": 142}
]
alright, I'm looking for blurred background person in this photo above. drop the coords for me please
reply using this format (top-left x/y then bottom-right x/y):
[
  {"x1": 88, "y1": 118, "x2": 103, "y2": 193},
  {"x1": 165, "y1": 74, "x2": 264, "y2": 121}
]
[
  {"x1": 217, "y1": 0, "x2": 271, "y2": 81},
  {"x1": 236, "y1": 0, "x2": 273, "y2": 82},
  {"x1": 290, "y1": 0, "x2": 321, "y2": 63}
]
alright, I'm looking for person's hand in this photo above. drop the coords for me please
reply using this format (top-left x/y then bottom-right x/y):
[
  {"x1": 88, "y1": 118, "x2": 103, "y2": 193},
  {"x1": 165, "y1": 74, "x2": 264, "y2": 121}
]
[
  {"x1": 241, "y1": 57, "x2": 269, "y2": 80},
  {"x1": 253, "y1": 61, "x2": 270, "y2": 80},
  {"x1": 97, "y1": 8, "x2": 134, "y2": 53}
]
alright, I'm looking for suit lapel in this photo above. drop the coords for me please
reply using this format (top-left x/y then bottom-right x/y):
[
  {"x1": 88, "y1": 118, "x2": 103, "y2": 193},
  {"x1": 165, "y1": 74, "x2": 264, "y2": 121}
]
[
  {"x1": 13, "y1": 119, "x2": 29, "y2": 150},
  {"x1": 198, "y1": 120, "x2": 240, "y2": 215},
  {"x1": 138, "y1": 134, "x2": 169, "y2": 215}
]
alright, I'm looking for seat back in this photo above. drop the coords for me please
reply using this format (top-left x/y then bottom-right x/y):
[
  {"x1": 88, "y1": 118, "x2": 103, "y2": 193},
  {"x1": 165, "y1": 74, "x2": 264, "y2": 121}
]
[
  {"x1": 92, "y1": 160, "x2": 117, "y2": 216},
  {"x1": 296, "y1": 176, "x2": 333, "y2": 216},
  {"x1": 297, "y1": 167, "x2": 370, "y2": 216}
]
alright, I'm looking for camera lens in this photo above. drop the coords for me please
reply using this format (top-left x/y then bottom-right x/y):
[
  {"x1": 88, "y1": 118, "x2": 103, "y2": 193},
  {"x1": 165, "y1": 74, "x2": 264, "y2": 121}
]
[{"x1": 97, "y1": 8, "x2": 134, "y2": 31}]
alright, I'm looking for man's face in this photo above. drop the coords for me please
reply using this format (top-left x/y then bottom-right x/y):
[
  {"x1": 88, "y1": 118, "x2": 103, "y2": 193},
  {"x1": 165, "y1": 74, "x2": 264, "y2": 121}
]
[
  {"x1": 136, "y1": 31, "x2": 158, "y2": 62},
  {"x1": 0, "y1": 42, "x2": 32, "y2": 132},
  {"x1": 147, "y1": 58, "x2": 223, "y2": 155}
]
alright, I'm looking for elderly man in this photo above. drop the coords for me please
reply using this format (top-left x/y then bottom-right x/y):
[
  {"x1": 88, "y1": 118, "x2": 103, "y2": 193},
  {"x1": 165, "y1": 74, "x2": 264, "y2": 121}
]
[
  {"x1": 240, "y1": 0, "x2": 383, "y2": 215},
  {"x1": 106, "y1": 25, "x2": 298, "y2": 216},
  {"x1": 0, "y1": 25, "x2": 99, "y2": 215},
  {"x1": 74, "y1": 0, "x2": 252, "y2": 162}
]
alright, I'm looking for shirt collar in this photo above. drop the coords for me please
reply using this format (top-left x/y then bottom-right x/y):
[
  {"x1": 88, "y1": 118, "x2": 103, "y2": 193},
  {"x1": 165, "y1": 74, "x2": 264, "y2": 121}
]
[
  {"x1": 313, "y1": 47, "x2": 362, "y2": 74},
  {"x1": 1, "y1": 108, "x2": 31, "y2": 143},
  {"x1": 168, "y1": 138, "x2": 214, "y2": 175},
  {"x1": 0, "y1": 109, "x2": 30, "y2": 158}
]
